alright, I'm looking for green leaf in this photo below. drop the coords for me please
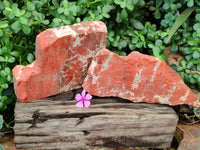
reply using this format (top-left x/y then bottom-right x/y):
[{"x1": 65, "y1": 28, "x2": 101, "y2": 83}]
[
  {"x1": 155, "y1": 39, "x2": 162, "y2": 46},
  {"x1": 22, "y1": 25, "x2": 31, "y2": 34},
  {"x1": 4, "y1": 67, "x2": 10, "y2": 74},
  {"x1": 1, "y1": 83, "x2": 8, "y2": 89},
  {"x1": 193, "y1": 51, "x2": 200, "y2": 59},
  {"x1": 132, "y1": 36, "x2": 138, "y2": 43},
  {"x1": 69, "y1": 5, "x2": 77, "y2": 13},
  {"x1": 11, "y1": 20, "x2": 21, "y2": 33},
  {"x1": 193, "y1": 23, "x2": 200, "y2": 32},
  {"x1": 120, "y1": 8, "x2": 128, "y2": 19},
  {"x1": 0, "y1": 56, "x2": 5, "y2": 62},
  {"x1": 159, "y1": 53, "x2": 167, "y2": 62},
  {"x1": 8, "y1": 56, "x2": 15, "y2": 63},
  {"x1": 185, "y1": 54, "x2": 192, "y2": 61},
  {"x1": 42, "y1": 20, "x2": 49, "y2": 25},
  {"x1": 182, "y1": 47, "x2": 193, "y2": 54},
  {"x1": 170, "y1": 44, "x2": 178, "y2": 52},
  {"x1": 102, "y1": 5, "x2": 113, "y2": 14},
  {"x1": 57, "y1": 7, "x2": 64, "y2": 14},
  {"x1": 185, "y1": 69, "x2": 191, "y2": 74},
  {"x1": 187, "y1": 0, "x2": 194, "y2": 7},
  {"x1": 27, "y1": 53, "x2": 34, "y2": 63},
  {"x1": 120, "y1": 40, "x2": 127, "y2": 48},
  {"x1": 156, "y1": 0, "x2": 163, "y2": 8},
  {"x1": 0, "y1": 23, "x2": 8, "y2": 28},
  {"x1": 189, "y1": 77, "x2": 196, "y2": 84},
  {"x1": 114, "y1": 0, "x2": 126, "y2": 8},
  {"x1": 148, "y1": 43, "x2": 154, "y2": 48},
  {"x1": 180, "y1": 60, "x2": 186, "y2": 67},
  {"x1": 27, "y1": 2, "x2": 35, "y2": 11},
  {"x1": 187, "y1": 62, "x2": 193, "y2": 69},
  {"x1": 163, "y1": 3, "x2": 170, "y2": 9},
  {"x1": 5, "y1": 7, "x2": 12, "y2": 11},
  {"x1": 0, "y1": 30, "x2": 3, "y2": 37},
  {"x1": 53, "y1": 18, "x2": 61, "y2": 24},
  {"x1": 132, "y1": 20, "x2": 144, "y2": 30},
  {"x1": 166, "y1": 6, "x2": 196, "y2": 43},
  {"x1": 126, "y1": 3, "x2": 134, "y2": 11},
  {"x1": 155, "y1": 9, "x2": 161, "y2": 19},
  {"x1": 0, "y1": 145, "x2": 3, "y2": 150},
  {"x1": 152, "y1": 47, "x2": 160, "y2": 57},
  {"x1": 116, "y1": 12, "x2": 122, "y2": 23},
  {"x1": 197, "y1": 64, "x2": 200, "y2": 72},
  {"x1": 19, "y1": 17, "x2": 28, "y2": 25},
  {"x1": 195, "y1": 14, "x2": 200, "y2": 21},
  {"x1": 0, "y1": 115, "x2": 3, "y2": 129}
]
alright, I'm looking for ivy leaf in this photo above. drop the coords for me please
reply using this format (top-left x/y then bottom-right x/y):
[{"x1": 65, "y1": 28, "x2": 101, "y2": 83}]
[{"x1": 166, "y1": 6, "x2": 195, "y2": 43}]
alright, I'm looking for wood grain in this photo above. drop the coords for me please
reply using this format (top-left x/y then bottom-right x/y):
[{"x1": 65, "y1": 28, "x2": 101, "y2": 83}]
[{"x1": 14, "y1": 91, "x2": 178, "y2": 149}]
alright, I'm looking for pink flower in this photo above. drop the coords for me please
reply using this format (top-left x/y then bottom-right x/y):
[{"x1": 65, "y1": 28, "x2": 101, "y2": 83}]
[{"x1": 75, "y1": 89, "x2": 92, "y2": 108}]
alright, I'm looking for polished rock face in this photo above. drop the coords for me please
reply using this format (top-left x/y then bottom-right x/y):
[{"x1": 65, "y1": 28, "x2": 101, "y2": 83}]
[
  {"x1": 12, "y1": 21, "x2": 107, "y2": 102},
  {"x1": 83, "y1": 48, "x2": 200, "y2": 107}
]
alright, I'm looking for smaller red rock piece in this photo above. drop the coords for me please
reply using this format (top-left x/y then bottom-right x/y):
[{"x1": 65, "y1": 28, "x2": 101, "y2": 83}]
[
  {"x1": 83, "y1": 48, "x2": 200, "y2": 107},
  {"x1": 12, "y1": 21, "x2": 107, "y2": 102}
]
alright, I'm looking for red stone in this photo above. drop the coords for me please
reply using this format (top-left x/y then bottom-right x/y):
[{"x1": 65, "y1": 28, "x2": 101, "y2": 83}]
[
  {"x1": 82, "y1": 48, "x2": 200, "y2": 107},
  {"x1": 13, "y1": 21, "x2": 107, "y2": 102}
]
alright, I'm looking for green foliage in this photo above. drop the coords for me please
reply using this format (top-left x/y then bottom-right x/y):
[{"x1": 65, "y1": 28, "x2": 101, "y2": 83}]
[
  {"x1": 166, "y1": 6, "x2": 196, "y2": 43},
  {"x1": 0, "y1": 115, "x2": 3, "y2": 129},
  {"x1": 0, "y1": 115, "x2": 3, "y2": 150},
  {"x1": 0, "y1": 0, "x2": 200, "y2": 113}
]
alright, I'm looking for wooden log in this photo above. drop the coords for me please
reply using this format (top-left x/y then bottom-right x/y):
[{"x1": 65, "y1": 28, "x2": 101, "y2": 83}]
[{"x1": 14, "y1": 91, "x2": 178, "y2": 149}]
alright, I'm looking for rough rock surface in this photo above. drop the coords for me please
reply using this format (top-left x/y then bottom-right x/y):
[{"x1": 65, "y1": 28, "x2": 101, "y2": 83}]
[
  {"x1": 12, "y1": 21, "x2": 107, "y2": 102},
  {"x1": 83, "y1": 48, "x2": 200, "y2": 107}
]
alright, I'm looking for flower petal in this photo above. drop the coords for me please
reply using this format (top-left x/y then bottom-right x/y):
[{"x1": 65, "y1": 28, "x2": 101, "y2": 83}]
[
  {"x1": 85, "y1": 94, "x2": 92, "y2": 100},
  {"x1": 81, "y1": 89, "x2": 86, "y2": 97},
  {"x1": 75, "y1": 94, "x2": 82, "y2": 101},
  {"x1": 76, "y1": 101, "x2": 84, "y2": 108},
  {"x1": 84, "y1": 100, "x2": 91, "y2": 108}
]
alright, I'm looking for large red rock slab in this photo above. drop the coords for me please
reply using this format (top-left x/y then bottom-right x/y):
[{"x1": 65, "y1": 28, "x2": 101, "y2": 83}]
[
  {"x1": 13, "y1": 21, "x2": 107, "y2": 102},
  {"x1": 82, "y1": 48, "x2": 200, "y2": 107}
]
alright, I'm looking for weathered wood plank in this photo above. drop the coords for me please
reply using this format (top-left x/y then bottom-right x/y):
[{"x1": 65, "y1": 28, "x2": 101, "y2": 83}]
[{"x1": 14, "y1": 92, "x2": 178, "y2": 149}]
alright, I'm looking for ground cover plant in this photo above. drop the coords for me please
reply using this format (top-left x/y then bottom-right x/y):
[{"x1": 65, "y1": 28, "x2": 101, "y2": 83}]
[{"x1": 0, "y1": 0, "x2": 200, "y2": 133}]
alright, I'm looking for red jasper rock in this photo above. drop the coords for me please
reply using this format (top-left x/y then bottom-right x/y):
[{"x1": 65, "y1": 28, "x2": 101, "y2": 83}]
[
  {"x1": 83, "y1": 48, "x2": 200, "y2": 107},
  {"x1": 13, "y1": 21, "x2": 107, "y2": 102}
]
